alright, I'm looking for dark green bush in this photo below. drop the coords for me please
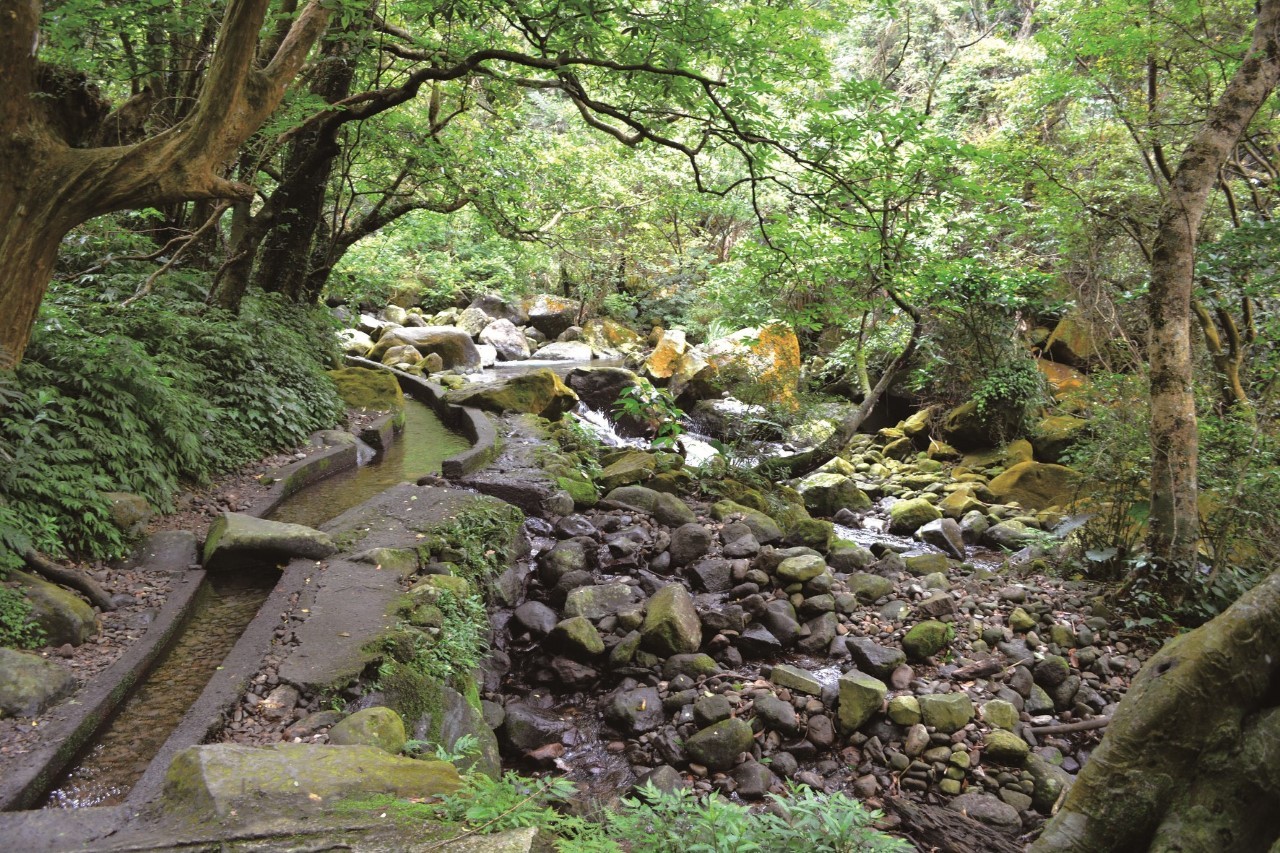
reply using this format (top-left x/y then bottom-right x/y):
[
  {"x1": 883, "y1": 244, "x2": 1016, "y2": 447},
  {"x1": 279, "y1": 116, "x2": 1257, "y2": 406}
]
[{"x1": 0, "y1": 278, "x2": 344, "y2": 569}]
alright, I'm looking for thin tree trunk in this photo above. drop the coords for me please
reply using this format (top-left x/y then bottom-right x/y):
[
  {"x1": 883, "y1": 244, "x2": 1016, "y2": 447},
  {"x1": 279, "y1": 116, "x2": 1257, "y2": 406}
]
[
  {"x1": 761, "y1": 287, "x2": 921, "y2": 480},
  {"x1": 1144, "y1": 0, "x2": 1280, "y2": 576}
]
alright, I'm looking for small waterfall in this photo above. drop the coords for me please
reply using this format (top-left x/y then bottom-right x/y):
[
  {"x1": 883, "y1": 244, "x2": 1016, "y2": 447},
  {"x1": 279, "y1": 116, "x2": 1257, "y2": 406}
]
[{"x1": 354, "y1": 436, "x2": 378, "y2": 466}]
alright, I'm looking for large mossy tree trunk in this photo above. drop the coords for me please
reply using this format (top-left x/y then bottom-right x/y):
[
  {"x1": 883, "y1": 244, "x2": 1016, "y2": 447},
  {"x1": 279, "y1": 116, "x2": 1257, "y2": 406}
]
[
  {"x1": 1143, "y1": 0, "x2": 1280, "y2": 577},
  {"x1": 1031, "y1": 571, "x2": 1280, "y2": 852},
  {"x1": 0, "y1": 0, "x2": 331, "y2": 367}
]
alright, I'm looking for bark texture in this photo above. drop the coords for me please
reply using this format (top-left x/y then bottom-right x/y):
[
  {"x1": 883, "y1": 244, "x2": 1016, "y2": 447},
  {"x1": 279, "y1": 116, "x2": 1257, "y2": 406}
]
[
  {"x1": 1031, "y1": 571, "x2": 1280, "y2": 852},
  {"x1": 1144, "y1": 0, "x2": 1280, "y2": 571},
  {"x1": 0, "y1": 0, "x2": 331, "y2": 366}
]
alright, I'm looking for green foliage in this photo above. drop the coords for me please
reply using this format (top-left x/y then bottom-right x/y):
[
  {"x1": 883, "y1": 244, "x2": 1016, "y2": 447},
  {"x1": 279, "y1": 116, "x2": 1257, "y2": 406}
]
[
  {"x1": 613, "y1": 380, "x2": 686, "y2": 450},
  {"x1": 0, "y1": 584, "x2": 45, "y2": 650},
  {"x1": 970, "y1": 357, "x2": 1047, "y2": 428},
  {"x1": 0, "y1": 278, "x2": 343, "y2": 566},
  {"x1": 423, "y1": 501, "x2": 525, "y2": 591},
  {"x1": 381, "y1": 588, "x2": 489, "y2": 692}
]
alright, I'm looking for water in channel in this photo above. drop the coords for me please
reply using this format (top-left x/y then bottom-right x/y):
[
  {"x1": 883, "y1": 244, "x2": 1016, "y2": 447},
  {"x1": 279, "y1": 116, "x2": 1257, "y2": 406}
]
[
  {"x1": 41, "y1": 571, "x2": 274, "y2": 809},
  {"x1": 269, "y1": 398, "x2": 470, "y2": 527},
  {"x1": 42, "y1": 398, "x2": 468, "y2": 808}
]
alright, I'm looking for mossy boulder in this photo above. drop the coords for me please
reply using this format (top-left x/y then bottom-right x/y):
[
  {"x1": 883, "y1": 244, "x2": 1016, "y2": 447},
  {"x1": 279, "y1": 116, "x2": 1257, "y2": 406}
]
[
  {"x1": 597, "y1": 450, "x2": 657, "y2": 491},
  {"x1": 889, "y1": 497, "x2": 942, "y2": 534},
  {"x1": 202, "y1": 512, "x2": 336, "y2": 570},
  {"x1": 795, "y1": 472, "x2": 873, "y2": 517},
  {"x1": 444, "y1": 369, "x2": 578, "y2": 420},
  {"x1": 0, "y1": 648, "x2": 75, "y2": 717},
  {"x1": 711, "y1": 500, "x2": 783, "y2": 543},
  {"x1": 902, "y1": 620, "x2": 953, "y2": 660},
  {"x1": 643, "y1": 329, "x2": 689, "y2": 380},
  {"x1": 582, "y1": 318, "x2": 643, "y2": 351},
  {"x1": 1030, "y1": 415, "x2": 1088, "y2": 464},
  {"x1": 985, "y1": 729, "x2": 1031, "y2": 765},
  {"x1": 783, "y1": 517, "x2": 834, "y2": 551},
  {"x1": 328, "y1": 707, "x2": 407, "y2": 754},
  {"x1": 327, "y1": 366, "x2": 405, "y2": 412},
  {"x1": 941, "y1": 400, "x2": 1020, "y2": 451},
  {"x1": 904, "y1": 553, "x2": 951, "y2": 577},
  {"x1": 162, "y1": 743, "x2": 460, "y2": 818},
  {"x1": 640, "y1": 585, "x2": 702, "y2": 657},
  {"x1": 987, "y1": 461, "x2": 1081, "y2": 510},
  {"x1": 548, "y1": 616, "x2": 606, "y2": 658},
  {"x1": 13, "y1": 571, "x2": 97, "y2": 646},
  {"x1": 838, "y1": 671, "x2": 888, "y2": 733},
  {"x1": 699, "y1": 323, "x2": 803, "y2": 409},
  {"x1": 1045, "y1": 311, "x2": 1101, "y2": 367},
  {"x1": 368, "y1": 326, "x2": 481, "y2": 371},
  {"x1": 685, "y1": 717, "x2": 754, "y2": 771},
  {"x1": 775, "y1": 554, "x2": 827, "y2": 583},
  {"x1": 918, "y1": 693, "x2": 975, "y2": 733},
  {"x1": 522, "y1": 294, "x2": 582, "y2": 339}
]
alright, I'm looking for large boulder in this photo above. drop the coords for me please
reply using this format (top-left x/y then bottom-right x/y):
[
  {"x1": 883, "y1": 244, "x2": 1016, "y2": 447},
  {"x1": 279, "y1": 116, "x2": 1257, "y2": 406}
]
[
  {"x1": 337, "y1": 328, "x2": 374, "y2": 357},
  {"x1": 698, "y1": 323, "x2": 802, "y2": 409},
  {"x1": 838, "y1": 671, "x2": 888, "y2": 733},
  {"x1": 444, "y1": 369, "x2": 579, "y2": 420},
  {"x1": 479, "y1": 319, "x2": 531, "y2": 361},
  {"x1": 326, "y1": 367, "x2": 404, "y2": 413},
  {"x1": 13, "y1": 571, "x2": 97, "y2": 646},
  {"x1": 941, "y1": 400, "x2": 1020, "y2": 451},
  {"x1": 202, "y1": 512, "x2": 336, "y2": 570},
  {"x1": 535, "y1": 341, "x2": 594, "y2": 361},
  {"x1": 162, "y1": 743, "x2": 459, "y2": 818},
  {"x1": 643, "y1": 330, "x2": 689, "y2": 380},
  {"x1": 795, "y1": 472, "x2": 872, "y2": 517},
  {"x1": 469, "y1": 292, "x2": 529, "y2": 326},
  {"x1": 689, "y1": 398, "x2": 770, "y2": 441},
  {"x1": 565, "y1": 366, "x2": 640, "y2": 412},
  {"x1": 1038, "y1": 359, "x2": 1091, "y2": 403},
  {"x1": 1045, "y1": 311, "x2": 1102, "y2": 367},
  {"x1": 368, "y1": 326, "x2": 482, "y2": 372},
  {"x1": 888, "y1": 497, "x2": 942, "y2": 534},
  {"x1": 456, "y1": 306, "x2": 493, "y2": 337},
  {"x1": 521, "y1": 294, "x2": 581, "y2": 339},
  {"x1": 328, "y1": 706, "x2": 407, "y2": 754},
  {"x1": 0, "y1": 648, "x2": 75, "y2": 717},
  {"x1": 640, "y1": 584, "x2": 702, "y2": 657},
  {"x1": 597, "y1": 450, "x2": 657, "y2": 491},
  {"x1": 987, "y1": 461, "x2": 1081, "y2": 510},
  {"x1": 582, "y1": 318, "x2": 643, "y2": 352},
  {"x1": 1030, "y1": 415, "x2": 1088, "y2": 464}
]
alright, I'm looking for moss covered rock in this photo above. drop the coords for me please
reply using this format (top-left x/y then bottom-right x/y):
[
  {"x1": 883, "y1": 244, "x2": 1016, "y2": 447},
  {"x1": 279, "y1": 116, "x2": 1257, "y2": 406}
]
[
  {"x1": 1030, "y1": 415, "x2": 1088, "y2": 464},
  {"x1": 327, "y1": 366, "x2": 405, "y2": 412},
  {"x1": 13, "y1": 571, "x2": 97, "y2": 646},
  {"x1": 162, "y1": 743, "x2": 460, "y2": 818},
  {"x1": 328, "y1": 707, "x2": 407, "y2": 754},
  {"x1": 838, "y1": 671, "x2": 887, "y2": 733},
  {"x1": 202, "y1": 512, "x2": 336, "y2": 570},
  {"x1": 444, "y1": 369, "x2": 578, "y2": 420},
  {"x1": 918, "y1": 693, "x2": 975, "y2": 733},
  {"x1": 640, "y1": 585, "x2": 701, "y2": 657},
  {"x1": 902, "y1": 620, "x2": 953, "y2": 660},
  {"x1": 889, "y1": 497, "x2": 942, "y2": 534},
  {"x1": 987, "y1": 461, "x2": 1081, "y2": 510},
  {"x1": 368, "y1": 325, "x2": 482, "y2": 371},
  {"x1": 0, "y1": 648, "x2": 75, "y2": 717},
  {"x1": 795, "y1": 472, "x2": 873, "y2": 517},
  {"x1": 685, "y1": 717, "x2": 754, "y2": 771},
  {"x1": 597, "y1": 450, "x2": 657, "y2": 491},
  {"x1": 711, "y1": 500, "x2": 783, "y2": 543}
]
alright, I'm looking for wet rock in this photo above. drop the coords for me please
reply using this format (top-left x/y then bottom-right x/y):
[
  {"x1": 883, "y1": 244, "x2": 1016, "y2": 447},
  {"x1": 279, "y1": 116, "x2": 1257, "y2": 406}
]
[
  {"x1": 711, "y1": 500, "x2": 783, "y2": 543},
  {"x1": 737, "y1": 625, "x2": 783, "y2": 656},
  {"x1": 640, "y1": 585, "x2": 702, "y2": 656},
  {"x1": 806, "y1": 714, "x2": 836, "y2": 748},
  {"x1": 827, "y1": 540, "x2": 875, "y2": 572},
  {"x1": 985, "y1": 519, "x2": 1040, "y2": 550},
  {"x1": 539, "y1": 539, "x2": 591, "y2": 585},
  {"x1": 769, "y1": 664, "x2": 823, "y2": 696},
  {"x1": 888, "y1": 695, "x2": 922, "y2": 726},
  {"x1": 760, "y1": 599, "x2": 802, "y2": 645},
  {"x1": 1034, "y1": 654, "x2": 1071, "y2": 689},
  {"x1": 796, "y1": 612, "x2": 839, "y2": 654},
  {"x1": 663, "y1": 653, "x2": 721, "y2": 680},
  {"x1": 633, "y1": 764, "x2": 687, "y2": 796},
  {"x1": 445, "y1": 369, "x2": 578, "y2": 420},
  {"x1": 1027, "y1": 752, "x2": 1073, "y2": 813},
  {"x1": 554, "y1": 514, "x2": 597, "y2": 538},
  {"x1": 721, "y1": 523, "x2": 760, "y2": 558},
  {"x1": 605, "y1": 686, "x2": 665, "y2": 735},
  {"x1": 479, "y1": 318, "x2": 531, "y2": 361},
  {"x1": 838, "y1": 671, "x2": 887, "y2": 733},
  {"x1": 795, "y1": 473, "x2": 872, "y2": 516},
  {"x1": 981, "y1": 699, "x2": 1020, "y2": 731},
  {"x1": 598, "y1": 450, "x2": 657, "y2": 491},
  {"x1": 329, "y1": 707, "x2": 407, "y2": 754},
  {"x1": 904, "y1": 553, "x2": 950, "y2": 576},
  {"x1": 685, "y1": 717, "x2": 754, "y2": 771},
  {"x1": 690, "y1": 558, "x2": 734, "y2": 594},
  {"x1": 0, "y1": 648, "x2": 75, "y2": 717}
]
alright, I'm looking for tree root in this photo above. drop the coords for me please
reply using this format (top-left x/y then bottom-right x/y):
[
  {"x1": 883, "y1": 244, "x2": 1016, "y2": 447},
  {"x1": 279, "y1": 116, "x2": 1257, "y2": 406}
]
[{"x1": 22, "y1": 549, "x2": 116, "y2": 611}]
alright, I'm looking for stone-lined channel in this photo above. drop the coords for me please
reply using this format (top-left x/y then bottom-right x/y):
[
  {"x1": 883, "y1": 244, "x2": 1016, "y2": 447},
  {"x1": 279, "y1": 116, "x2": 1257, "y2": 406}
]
[{"x1": 38, "y1": 398, "x2": 469, "y2": 809}]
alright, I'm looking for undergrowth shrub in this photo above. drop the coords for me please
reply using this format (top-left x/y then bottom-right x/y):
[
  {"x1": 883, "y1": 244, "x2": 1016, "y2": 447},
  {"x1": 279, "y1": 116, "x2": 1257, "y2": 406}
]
[
  {"x1": 0, "y1": 277, "x2": 344, "y2": 569},
  {"x1": 352, "y1": 778, "x2": 910, "y2": 852}
]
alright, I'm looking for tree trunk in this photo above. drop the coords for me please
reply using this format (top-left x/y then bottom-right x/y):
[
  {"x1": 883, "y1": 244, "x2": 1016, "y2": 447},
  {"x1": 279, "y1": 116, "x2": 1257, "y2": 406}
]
[
  {"x1": 0, "y1": 0, "x2": 332, "y2": 366},
  {"x1": 1144, "y1": 0, "x2": 1280, "y2": 575},
  {"x1": 760, "y1": 287, "x2": 921, "y2": 480},
  {"x1": 1030, "y1": 571, "x2": 1280, "y2": 853}
]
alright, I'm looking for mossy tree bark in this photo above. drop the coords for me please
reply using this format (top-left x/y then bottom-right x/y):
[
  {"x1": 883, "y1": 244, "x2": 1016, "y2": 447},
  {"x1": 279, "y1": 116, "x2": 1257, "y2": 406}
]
[
  {"x1": 1031, "y1": 571, "x2": 1280, "y2": 852},
  {"x1": 1143, "y1": 0, "x2": 1280, "y2": 577},
  {"x1": 0, "y1": 0, "x2": 332, "y2": 367}
]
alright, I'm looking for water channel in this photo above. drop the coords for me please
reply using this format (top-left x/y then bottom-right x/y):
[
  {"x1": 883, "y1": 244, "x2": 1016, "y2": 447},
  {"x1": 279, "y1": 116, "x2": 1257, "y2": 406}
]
[{"x1": 40, "y1": 397, "x2": 469, "y2": 809}]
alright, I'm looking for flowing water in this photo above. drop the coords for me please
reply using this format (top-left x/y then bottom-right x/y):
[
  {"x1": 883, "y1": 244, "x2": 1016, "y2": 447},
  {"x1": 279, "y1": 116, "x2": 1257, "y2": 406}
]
[
  {"x1": 269, "y1": 398, "x2": 470, "y2": 527},
  {"x1": 41, "y1": 571, "x2": 274, "y2": 809},
  {"x1": 41, "y1": 398, "x2": 469, "y2": 809}
]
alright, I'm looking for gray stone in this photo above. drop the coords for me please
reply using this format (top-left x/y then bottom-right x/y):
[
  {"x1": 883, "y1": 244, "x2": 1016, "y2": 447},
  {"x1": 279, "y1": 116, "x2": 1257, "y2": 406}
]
[
  {"x1": 846, "y1": 637, "x2": 907, "y2": 679},
  {"x1": 981, "y1": 699, "x2": 1020, "y2": 731},
  {"x1": 753, "y1": 694, "x2": 799, "y2": 733},
  {"x1": 838, "y1": 671, "x2": 887, "y2": 733},
  {"x1": 605, "y1": 687, "x2": 665, "y2": 734},
  {"x1": 918, "y1": 517, "x2": 966, "y2": 559},
  {"x1": 948, "y1": 792, "x2": 1021, "y2": 830},
  {"x1": 775, "y1": 554, "x2": 827, "y2": 583},
  {"x1": 693, "y1": 693, "x2": 733, "y2": 728},
  {"x1": 502, "y1": 703, "x2": 570, "y2": 753},
  {"x1": 14, "y1": 571, "x2": 97, "y2": 646},
  {"x1": 513, "y1": 601, "x2": 558, "y2": 637},
  {"x1": 564, "y1": 583, "x2": 637, "y2": 621},
  {"x1": 770, "y1": 664, "x2": 823, "y2": 696},
  {"x1": 685, "y1": 718, "x2": 754, "y2": 770},
  {"x1": 848, "y1": 572, "x2": 894, "y2": 603},
  {"x1": 548, "y1": 617, "x2": 605, "y2": 658},
  {"x1": 0, "y1": 648, "x2": 75, "y2": 717},
  {"x1": 641, "y1": 585, "x2": 702, "y2": 656},
  {"x1": 669, "y1": 523, "x2": 713, "y2": 567},
  {"x1": 690, "y1": 558, "x2": 734, "y2": 594},
  {"x1": 984, "y1": 729, "x2": 1030, "y2": 765},
  {"x1": 731, "y1": 760, "x2": 776, "y2": 800},
  {"x1": 479, "y1": 318, "x2": 531, "y2": 361},
  {"x1": 202, "y1": 511, "x2": 336, "y2": 569}
]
